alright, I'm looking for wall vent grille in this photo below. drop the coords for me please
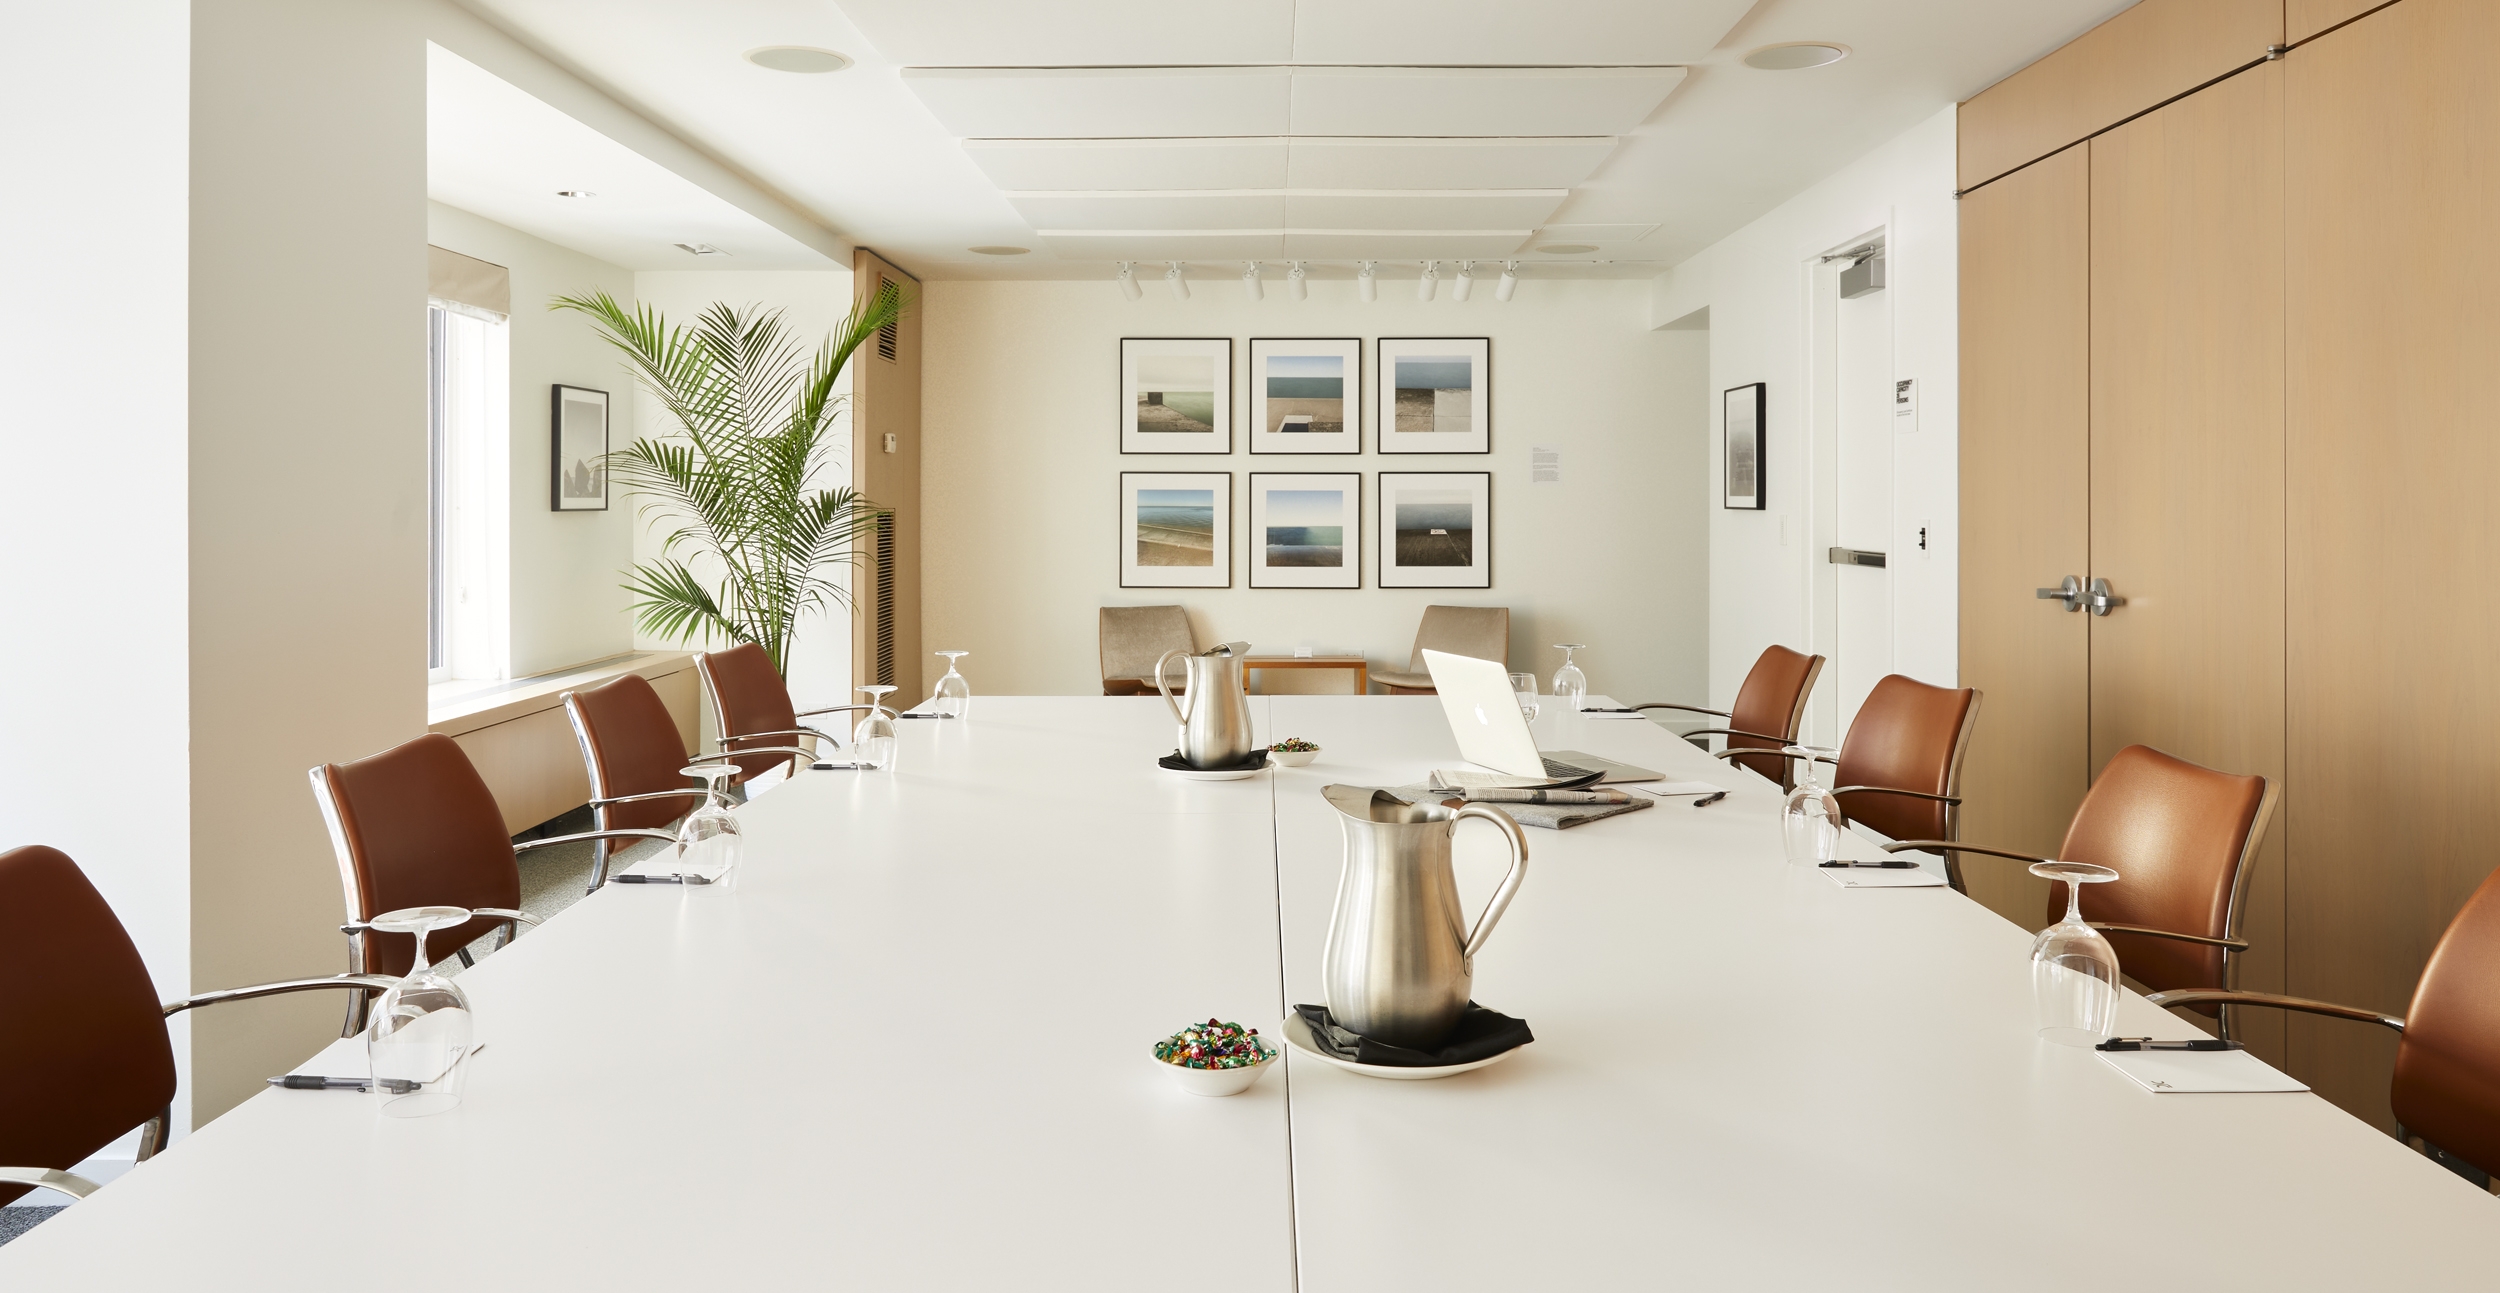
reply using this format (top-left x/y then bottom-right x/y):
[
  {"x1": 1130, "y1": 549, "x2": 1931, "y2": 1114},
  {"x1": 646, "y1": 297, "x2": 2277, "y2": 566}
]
[
  {"x1": 875, "y1": 275, "x2": 900, "y2": 363},
  {"x1": 874, "y1": 511, "x2": 896, "y2": 685}
]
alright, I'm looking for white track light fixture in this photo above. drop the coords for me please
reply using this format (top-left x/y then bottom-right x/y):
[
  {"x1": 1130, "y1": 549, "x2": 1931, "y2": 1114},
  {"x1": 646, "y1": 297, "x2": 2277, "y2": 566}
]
[
  {"x1": 1286, "y1": 261, "x2": 1307, "y2": 302},
  {"x1": 1357, "y1": 261, "x2": 1378, "y2": 303},
  {"x1": 1115, "y1": 262, "x2": 1142, "y2": 301},
  {"x1": 1495, "y1": 261, "x2": 1519, "y2": 302},
  {"x1": 1416, "y1": 260, "x2": 1439, "y2": 301},
  {"x1": 1451, "y1": 261, "x2": 1475, "y2": 302},
  {"x1": 1165, "y1": 261, "x2": 1189, "y2": 301},
  {"x1": 1242, "y1": 261, "x2": 1263, "y2": 301}
]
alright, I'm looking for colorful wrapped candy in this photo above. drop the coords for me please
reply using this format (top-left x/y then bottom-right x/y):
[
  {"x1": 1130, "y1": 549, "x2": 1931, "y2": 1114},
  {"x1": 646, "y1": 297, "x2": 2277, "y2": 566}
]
[{"x1": 1153, "y1": 1018, "x2": 1275, "y2": 1070}]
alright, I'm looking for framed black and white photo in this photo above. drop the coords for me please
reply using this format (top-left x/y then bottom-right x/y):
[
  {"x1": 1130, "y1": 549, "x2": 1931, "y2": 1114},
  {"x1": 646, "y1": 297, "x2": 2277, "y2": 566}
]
[
  {"x1": 1723, "y1": 382, "x2": 1765, "y2": 510},
  {"x1": 1119, "y1": 472, "x2": 1232, "y2": 588},
  {"x1": 550, "y1": 384, "x2": 610, "y2": 511},
  {"x1": 1121, "y1": 338, "x2": 1232, "y2": 454},
  {"x1": 1376, "y1": 338, "x2": 1489, "y2": 454},
  {"x1": 1249, "y1": 473, "x2": 1360, "y2": 589},
  {"x1": 1249, "y1": 338, "x2": 1360, "y2": 455},
  {"x1": 1377, "y1": 472, "x2": 1491, "y2": 589}
]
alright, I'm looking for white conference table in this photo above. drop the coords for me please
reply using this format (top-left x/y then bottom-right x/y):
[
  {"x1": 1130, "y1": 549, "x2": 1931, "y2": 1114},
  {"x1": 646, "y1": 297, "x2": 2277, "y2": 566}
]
[{"x1": 4, "y1": 696, "x2": 2491, "y2": 1288}]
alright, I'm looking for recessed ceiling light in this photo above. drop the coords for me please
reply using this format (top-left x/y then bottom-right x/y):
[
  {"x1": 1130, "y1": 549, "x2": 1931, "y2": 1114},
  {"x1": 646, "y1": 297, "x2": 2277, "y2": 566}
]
[
  {"x1": 1536, "y1": 243, "x2": 1598, "y2": 255},
  {"x1": 1743, "y1": 42, "x2": 1849, "y2": 70},
  {"x1": 555, "y1": 189, "x2": 596, "y2": 199},
  {"x1": 968, "y1": 245, "x2": 1029, "y2": 256},
  {"x1": 744, "y1": 46, "x2": 853, "y2": 74},
  {"x1": 674, "y1": 242, "x2": 727, "y2": 257}
]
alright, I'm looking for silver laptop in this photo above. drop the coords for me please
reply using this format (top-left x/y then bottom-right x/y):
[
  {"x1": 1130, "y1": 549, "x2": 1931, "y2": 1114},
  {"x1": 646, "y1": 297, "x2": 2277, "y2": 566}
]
[{"x1": 1420, "y1": 648, "x2": 1660, "y2": 783}]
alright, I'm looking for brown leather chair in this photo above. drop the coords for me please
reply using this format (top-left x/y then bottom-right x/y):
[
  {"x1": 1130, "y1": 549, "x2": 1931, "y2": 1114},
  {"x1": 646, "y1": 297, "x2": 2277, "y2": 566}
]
[
  {"x1": 565, "y1": 673, "x2": 774, "y2": 894},
  {"x1": 694, "y1": 643, "x2": 864, "y2": 782},
  {"x1": 0, "y1": 845, "x2": 393, "y2": 1205},
  {"x1": 1736, "y1": 674, "x2": 1980, "y2": 848},
  {"x1": 1101, "y1": 605, "x2": 1195, "y2": 696},
  {"x1": 1884, "y1": 744, "x2": 2277, "y2": 1030},
  {"x1": 1632, "y1": 644, "x2": 1823, "y2": 789},
  {"x1": 1374, "y1": 605, "x2": 1510, "y2": 694},
  {"x1": 2149, "y1": 862, "x2": 2500, "y2": 1188},
  {"x1": 311, "y1": 733, "x2": 676, "y2": 1029}
]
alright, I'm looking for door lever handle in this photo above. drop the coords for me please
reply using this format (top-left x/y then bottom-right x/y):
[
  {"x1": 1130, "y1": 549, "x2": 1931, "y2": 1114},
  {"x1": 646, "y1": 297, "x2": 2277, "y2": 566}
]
[
  {"x1": 2035, "y1": 576, "x2": 2084, "y2": 612},
  {"x1": 2086, "y1": 577, "x2": 2126, "y2": 616}
]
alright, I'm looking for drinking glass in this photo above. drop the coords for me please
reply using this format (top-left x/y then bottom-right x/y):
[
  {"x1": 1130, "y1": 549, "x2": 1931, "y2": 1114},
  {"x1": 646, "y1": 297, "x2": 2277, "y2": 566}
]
[
  {"x1": 932, "y1": 651, "x2": 972, "y2": 719},
  {"x1": 1779, "y1": 745, "x2": 1844, "y2": 865},
  {"x1": 853, "y1": 685, "x2": 900, "y2": 771},
  {"x1": 366, "y1": 906, "x2": 475, "y2": 1118},
  {"x1": 675, "y1": 763, "x2": 743, "y2": 887},
  {"x1": 1507, "y1": 672, "x2": 1540, "y2": 722},
  {"x1": 1551, "y1": 644, "x2": 1589, "y2": 711},
  {"x1": 2030, "y1": 860, "x2": 2123, "y2": 1046}
]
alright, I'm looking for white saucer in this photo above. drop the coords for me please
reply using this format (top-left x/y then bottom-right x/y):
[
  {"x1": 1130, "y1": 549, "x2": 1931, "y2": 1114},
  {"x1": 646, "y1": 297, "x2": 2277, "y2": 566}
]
[
  {"x1": 1279, "y1": 1012, "x2": 1525, "y2": 1081},
  {"x1": 1164, "y1": 764, "x2": 1263, "y2": 781}
]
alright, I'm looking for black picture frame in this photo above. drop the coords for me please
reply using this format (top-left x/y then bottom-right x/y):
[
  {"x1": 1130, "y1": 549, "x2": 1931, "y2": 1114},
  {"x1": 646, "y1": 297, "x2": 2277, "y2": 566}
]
[
  {"x1": 1118, "y1": 471, "x2": 1233, "y2": 589},
  {"x1": 551, "y1": 384, "x2": 610, "y2": 511},
  {"x1": 1376, "y1": 337, "x2": 1491, "y2": 454},
  {"x1": 1248, "y1": 338, "x2": 1362, "y2": 455},
  {"x1": 1120, "y1": 337, "x2": 1233, "y2": 454},
  {"x1": 1722, "y1": 382, "x2": 1766, "y2": 510},
  {"x1": 1248, "y1": 471, "x2": 1362, "y2": 589},
  {"x1": 1377, "y1": 471, "x2": 1492, "y2": 589}
]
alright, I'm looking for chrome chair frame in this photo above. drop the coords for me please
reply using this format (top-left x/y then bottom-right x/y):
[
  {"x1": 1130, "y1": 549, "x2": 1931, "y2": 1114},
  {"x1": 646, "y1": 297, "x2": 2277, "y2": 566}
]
[{"x1": 562, "y1": 686, "x2": 825, "y2": 893}]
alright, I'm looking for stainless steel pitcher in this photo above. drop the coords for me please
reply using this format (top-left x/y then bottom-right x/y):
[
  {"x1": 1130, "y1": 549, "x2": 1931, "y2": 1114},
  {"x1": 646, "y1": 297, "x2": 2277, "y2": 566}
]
[
  {"x1": 1319, "y1": 786, "x2": 1530, "y2": 1049},
  {"x1": 1156, "y1": 641, "x2": 1256, "y2": 768}
]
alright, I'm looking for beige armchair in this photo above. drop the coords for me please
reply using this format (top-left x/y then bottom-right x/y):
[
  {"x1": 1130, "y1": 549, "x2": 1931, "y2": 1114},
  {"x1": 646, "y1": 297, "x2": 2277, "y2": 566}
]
[
  {"x1": 1373, "y1": 605, "x2": 1510, "y2": 694},
  {"x1": 1100, "y1": 605, "x2": 1196, "y2": 695}
]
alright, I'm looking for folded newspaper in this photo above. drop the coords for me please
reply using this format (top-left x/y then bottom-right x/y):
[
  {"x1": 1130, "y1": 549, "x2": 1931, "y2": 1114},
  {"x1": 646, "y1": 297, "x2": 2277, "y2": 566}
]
[{"x1": 1408, "y1": 776, "x2": 1653, "y2": 830}]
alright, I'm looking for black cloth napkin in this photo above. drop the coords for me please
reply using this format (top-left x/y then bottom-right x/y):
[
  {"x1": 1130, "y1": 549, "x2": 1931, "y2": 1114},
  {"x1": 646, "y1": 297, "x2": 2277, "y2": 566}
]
[
  {"x1": 1159, "y1": 749, "x2": 1271, "y2": 772},
  {"x1": 1292, "y1": 1002, "x2": 1533, "y2": 1068}
]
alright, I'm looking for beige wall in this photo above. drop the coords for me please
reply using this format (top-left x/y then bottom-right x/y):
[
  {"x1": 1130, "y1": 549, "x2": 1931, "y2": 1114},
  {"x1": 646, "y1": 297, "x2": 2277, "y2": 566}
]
[
  {"x1": 189, "y1": 0, "x2": 429, "y2": 1124},
  {"x1": 920, "y1": 277, "x2": 1710, "y2": 704}
]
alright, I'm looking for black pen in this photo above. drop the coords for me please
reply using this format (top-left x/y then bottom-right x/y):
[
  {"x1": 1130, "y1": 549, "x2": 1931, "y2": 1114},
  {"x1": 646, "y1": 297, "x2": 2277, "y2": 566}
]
[
  {"x1": 268, "y1": 1075, "x2": 419, "y2": 1093},
  {"x1": 1691, "y1": 791, "x2": 1727, "y2": 808},
  {"x1": 2096, "y1": 1037, "x2": 2244, "y2": 1052},
  {"x1": 895, "y1": 712, "x2": 950, "y2": 720},
  {"x1": 614, "y1": 873, "x2": 711, "y2": 885},
  {"x1": 1818, "y1": 859, "x2": 1919, "y2": 869}
]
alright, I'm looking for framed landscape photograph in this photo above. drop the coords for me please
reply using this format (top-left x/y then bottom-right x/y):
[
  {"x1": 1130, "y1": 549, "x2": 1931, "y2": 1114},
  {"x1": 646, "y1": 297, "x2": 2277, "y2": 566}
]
[
  {"x1": 1120, "y1": 338, "x2": 1232, "y2": 454},
  {"x1": 1377, "y1": 472, "x2": 1491, "y2": 588},
  {"x1": 1249, "y1": 473, "x2": 1360, "y2": 589},
  {"x1": 1723, "y1": 382, "x2": 1765, "y2": 510},
  {"x1": 1249, "y1": 338, "x2": 1360, "y2": 455},
  {"x1": 550, "y1": 384, "x2": 610, "y2": 511},
  {"x1": 1119, "y1": 472, "x2": 1232, "y2": 588},
  {"x1": 1376, "y1": 338, "x2": 1489, "y2": 454}
]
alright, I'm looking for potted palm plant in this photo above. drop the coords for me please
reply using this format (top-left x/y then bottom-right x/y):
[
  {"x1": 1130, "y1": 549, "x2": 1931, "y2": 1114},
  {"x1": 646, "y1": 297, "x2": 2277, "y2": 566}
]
[{"x1": 552, "y1": 287, "x2": 907, "y2": 674}]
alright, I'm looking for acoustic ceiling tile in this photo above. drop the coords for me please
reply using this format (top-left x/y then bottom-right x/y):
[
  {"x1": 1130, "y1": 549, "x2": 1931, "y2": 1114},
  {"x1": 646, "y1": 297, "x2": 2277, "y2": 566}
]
[
  {"x1": 902, "y1": 67, "x2": 1290, "y2": 139},
  {"x1": 1284, "y1": 137, "x2": 1619, "y2": 189},
  {"x1": 1289, "y1": 0, "x2": 1756, "y2": 67},
  {"x1": 1003, "y1": 191, "x2": 1287, "y2": 229},
  {"x1": 963, "y1": 138, "x2": 1290, "y2": 191},
  {"x1": 1034, "y1": 230, "x2": 1289, "y2": 260},
  {"x1": 1288, "y1": 67, "x2": 1686, "y2": 138},
  {"x1": 1281, "y1": 230, "x2": 1533, "y2": 259},
  {"x1": 1284, "y1": 190, "x2": 1568, "y2": 229},
  {"x1": 836, "y1": 0, "x2": 1295, "y2": 66}
]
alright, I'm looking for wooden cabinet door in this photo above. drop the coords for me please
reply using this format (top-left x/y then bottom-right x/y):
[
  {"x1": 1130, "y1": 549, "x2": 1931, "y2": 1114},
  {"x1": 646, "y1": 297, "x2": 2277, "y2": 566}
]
[
  {"x1": 1955, "y1": 146, "x2": 2090, "y2": 929},
  {"x1": 2088, "y1": 63, "x2": 2289, "y2": 1066},
  {"x1": 2285, "y1": 0, "x2": 2500, "y2": 1134}
]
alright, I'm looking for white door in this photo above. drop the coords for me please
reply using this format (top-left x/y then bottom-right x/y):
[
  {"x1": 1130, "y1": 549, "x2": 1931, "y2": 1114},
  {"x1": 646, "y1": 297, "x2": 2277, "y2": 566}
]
[{"x1": 1808, "y1": 240, "x2": 1896, "y2": 745}]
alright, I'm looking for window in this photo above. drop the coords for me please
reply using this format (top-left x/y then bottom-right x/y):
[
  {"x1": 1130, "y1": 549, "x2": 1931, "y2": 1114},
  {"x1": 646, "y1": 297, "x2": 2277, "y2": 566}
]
[{"x1": 426, "y1": 299, "x2": 509, "y2": 682}]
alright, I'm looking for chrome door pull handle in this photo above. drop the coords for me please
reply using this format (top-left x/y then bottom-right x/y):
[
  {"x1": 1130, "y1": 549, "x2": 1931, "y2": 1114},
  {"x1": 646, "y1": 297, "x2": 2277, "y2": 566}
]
[
  {"x1": 2086, "y1": 577, "x2": 2125, "y2": 616},
  {"x1": 1828, "y1": 546, "x2": 1887, "y2": 568},
  {"x1": 2036, "y1": 576, "x2": 2083, "y2": 612}
]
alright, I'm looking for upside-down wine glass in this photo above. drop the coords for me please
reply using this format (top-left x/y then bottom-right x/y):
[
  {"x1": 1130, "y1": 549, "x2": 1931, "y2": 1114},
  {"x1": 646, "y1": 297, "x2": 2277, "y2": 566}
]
[
  {"x1": 366, "y1": 905, "x2": 476, "y2": 1118},
  {"x1": 1779, "y1": 745, "x2": 1844, "y2": 866},
  {"x1": 1508, "y1": 672, "x2": 1540, "y2": 722},
  {"x1": 1551, "y1": 644, "x2": 1589, "y2": 711},
  {"x1": 853, "y1": 685, "x2": 900, "y2": 771},
  {"x1": 2030, "y1": 860, "x2": 2123, "y2": 1047},
  {"x1": 674, "y1": 763, "x2": 743, "y2": 887},
  {"x1": 932, "y1": 651, "x2": 972, "y2": 719}
]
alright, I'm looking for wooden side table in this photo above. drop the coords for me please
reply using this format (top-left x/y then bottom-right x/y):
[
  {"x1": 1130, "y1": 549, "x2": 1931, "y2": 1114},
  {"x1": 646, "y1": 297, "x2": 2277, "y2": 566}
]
[{"x1": 1241, "y1": 655, "x2": 1369, "y2": 696}]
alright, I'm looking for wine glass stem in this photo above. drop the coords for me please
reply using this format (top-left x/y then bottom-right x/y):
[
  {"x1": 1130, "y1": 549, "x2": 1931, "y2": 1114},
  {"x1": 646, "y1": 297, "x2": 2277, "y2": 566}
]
[
  {"x1": 408, "y1": 927, "x2": 432, "y2": 978},
  {"x1": 2064, "y1": 877, "x2": 2084, "y2": 924}
]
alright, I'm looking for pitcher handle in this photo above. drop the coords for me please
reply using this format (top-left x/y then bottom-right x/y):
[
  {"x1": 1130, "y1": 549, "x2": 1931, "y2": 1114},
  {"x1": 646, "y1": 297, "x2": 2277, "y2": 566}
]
[
  {"x1": 1153, "y1": 649, "x2": 1189, "y2": 727},
  {"x1": 1453, "y1": 803, "x2": 1530, "y2": 967}
]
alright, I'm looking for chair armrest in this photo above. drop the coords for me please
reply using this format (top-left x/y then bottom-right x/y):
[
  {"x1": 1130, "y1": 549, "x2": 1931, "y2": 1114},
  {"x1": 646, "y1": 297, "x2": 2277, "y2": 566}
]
[
  {"x1": 721, "y1": 729, "x2": 838, "y2": 746},
  {"x1": 1832, "y1": 786, "x2": 1962, "y2": 805},
  {"x1": 1690, "y1": 729, "x2": 1796, "y2": 745},
  {"x1": 2143, "y1": 989, "x2": 2404, "y2": 1032},
  {"x1": 702, "y1": 744, "x2": 821, "y2": 761},
  {"x1": 794, "y1": 704, "x2": 875, "y2": 720},
  {"x1": 591, "y1": 789, "x2": 709, "y2": 808},
  {"x1": 1628, "y1": 702, "x2": 1731, "y2": 718},
  {"x1": 514, "y1": 828, "x2": 680, "y2": 854},
  {"x1": 2089, "y1": 922, "x2": 2248, "y2": 952},
  {"x1": 1881, "y1": 840, "x2": 2047, "y2": 864},
  {"x1": 0, "y1": 1167, "x2": 100, "y2": 1202},
  {"x1": 163, "y1": 973, "x2": 398, "y2": 1019},
  {"x1": 470, "y1": 906, "x2": 541, "y2": 930}
]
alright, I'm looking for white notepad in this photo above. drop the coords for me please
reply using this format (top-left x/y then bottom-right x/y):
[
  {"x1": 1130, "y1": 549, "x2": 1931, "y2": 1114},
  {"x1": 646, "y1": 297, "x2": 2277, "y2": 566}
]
[
  {"x1": 1820, "y1": 865, "x2": 1949, "y2": 889},
  {"x1": 1636, "y1": 781, "x2": 1727, "y2": 798},
  {"x1": 2097, "y1": 1048, "x2": 2310, "y2": 1094}
]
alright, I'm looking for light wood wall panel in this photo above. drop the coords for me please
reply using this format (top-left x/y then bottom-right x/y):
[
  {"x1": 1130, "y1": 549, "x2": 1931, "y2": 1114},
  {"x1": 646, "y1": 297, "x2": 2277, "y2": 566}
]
[
  {"x1": 855, "y1": 249, "x2": 925, "y2": 700},
  {"x1": 2284, "y1": 0, "x2": 2500, "y2": 1133},
  {"x1": 1955, "y1": 147, "x2": 2090, "y2": 930},
  {"x1": 1959, "y1": 0, "x2": 2281, "y2": 190},
  {"x1": 2289, "y1": 0, "x2": 2392, "y2": 43},
  {"x1": 2087, "y1": 64, "x2": 2288, "y2": 1067}
]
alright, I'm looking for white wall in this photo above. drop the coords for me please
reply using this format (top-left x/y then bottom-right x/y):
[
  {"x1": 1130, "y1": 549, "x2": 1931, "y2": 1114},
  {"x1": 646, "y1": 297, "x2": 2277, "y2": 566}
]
[
  {"x1": 426, "y1": 201, "x2": 638, "y2": 678},
  {"x1": 1650, "y1": 106, "x2": 1960, "y2": 726},
  {"x1": 920, "y1": 278, "x2": 1711, "y2": 705},
  {"x1": 627, "y1": 269, "x2": 857, "y2": 711}
]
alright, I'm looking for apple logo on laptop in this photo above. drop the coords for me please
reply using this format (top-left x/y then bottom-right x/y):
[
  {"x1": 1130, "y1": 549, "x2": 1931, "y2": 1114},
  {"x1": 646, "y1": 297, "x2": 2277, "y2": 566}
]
[{"x1": 1474, "y1": 704, "x2": 1490, "y2": 726}]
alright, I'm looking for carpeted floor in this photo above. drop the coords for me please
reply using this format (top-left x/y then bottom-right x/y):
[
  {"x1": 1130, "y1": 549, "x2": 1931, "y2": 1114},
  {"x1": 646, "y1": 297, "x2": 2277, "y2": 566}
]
[{"x1": 0, "y1": 1206, "x2": 63, "y2": 1246}]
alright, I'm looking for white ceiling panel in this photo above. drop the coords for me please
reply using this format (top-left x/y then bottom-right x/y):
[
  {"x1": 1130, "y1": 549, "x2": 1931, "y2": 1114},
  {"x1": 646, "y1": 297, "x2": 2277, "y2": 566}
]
[
  {"x1": 837, "y1": 0, "x2": 1296, "y2": 66},
  {"x1": 1285, "y1": 137, "x2": 1618, "y2": 189},
  {"x1": 1004, "y1": 191, "x2": 1286, "y2": 229},
  {"x1": 1035, "y1": 230, "x2": 1290, "y2": 260},
  {"x1": 902, "y1": 67, "x2": 1290, "y2": 139},
  {"x1": 1282, "y1": 230, "x2": 1532, "y2": 258},
  {"x1": 964, "y1": 139, "x2": 1289, "y2": 191},
  {"x1": 1285, "y1": 191, "x2": 1567, "y2": 229},
  {"x1": 1289, "y1": 68, "x2": 1686, "y2": 137},
  {"x1": 1292, "y1": 0, "x2": 1755, "y2": 66}
]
